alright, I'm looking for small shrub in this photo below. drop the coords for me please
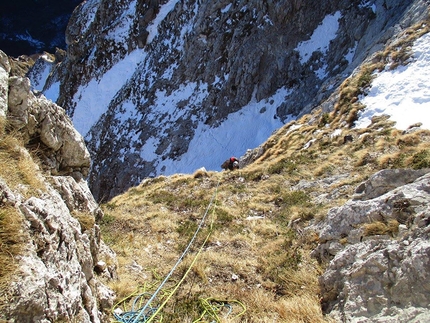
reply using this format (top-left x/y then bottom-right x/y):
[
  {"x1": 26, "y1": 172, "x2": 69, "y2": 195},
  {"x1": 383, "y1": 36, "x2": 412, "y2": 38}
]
[
  {"x1": 244, "y1": 170, "x2": 265, "y2": 181},
  {"x1": 355, "y1": 152, "x2": 376, "y2": 167},
  {"x1": 297, "y1": 210, "x2": 315, "y2": 221},
  {"x1": 150, "y1": 190, "x2": 178, "y2": 206},
  {"x1": 319, "y1": 113, "x2": 331, "y2": 127},
  {"x1": 181, "y1": 197, "x2": 209, "y2": 209},
  {"x1": 396, "y1": 134, "x2": 421, "y2": 147},
  {"x1": 314, "y1": 163, "x2": 335, "y2": 176},
  {"x1": 362, "y1": 220, "x2": 399, "y2": 237},
  {"x1": 356, "y1": 67, "x2": 375, "y2": 88},
  {"x1": 215, "y1": 208, "x2": 233, "y2": 224},
  {"x1": 72, "y1": 211, "x2": 95, "y2": 233},
  {"x1": 281, "y1": 191, "x2": 310, "y2": 207},
  {"x1": 410, "y1": 149, "x2": 430, "y2": 169},
  {"x1": 176, "y1": 220, "x2": 198, "y2": 238},
  {"x1": 268, "y1": 159, "x2": 297, "y2": 175}
]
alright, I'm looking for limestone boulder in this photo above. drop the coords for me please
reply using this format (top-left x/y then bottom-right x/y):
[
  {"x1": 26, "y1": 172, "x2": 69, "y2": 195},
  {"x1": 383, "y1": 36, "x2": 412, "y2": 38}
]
[
  {"x1": 320, "y1": 231, "x2": 430, "y2": 322},
  {"x1": 314, "y1": 169, "x2": 430, "y2": 248},
  {"x1": 0, "y1": 177, "x2": 116, "y2": 323},
  {"x1": 353, "y1": 168, "x2": 430, "y2": 201},
  {"x1": 312, "y1": 169, "x2": 430, "y2": 321},
  {"x1": 6, "y1": 71, "x2": 90, "y2": 176},
  {"x1": 0, "y1": 50, "x2": 10, "y2": 117},
  {"x1": 1, "y1": 49, "x2": 115, "y2": 323}
]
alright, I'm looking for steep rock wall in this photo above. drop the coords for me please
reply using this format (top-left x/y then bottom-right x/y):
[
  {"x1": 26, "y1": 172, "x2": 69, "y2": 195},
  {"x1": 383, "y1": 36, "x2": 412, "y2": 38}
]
[
  {"x1": 36, "y1": 0, "x2": 429, "y2": 200},
  {"x1": 312, "y1": 169, "x2": 430, "y2": 322},
  {"x1": 0, "y1": 49, "x2": 116, "y2": 322}
]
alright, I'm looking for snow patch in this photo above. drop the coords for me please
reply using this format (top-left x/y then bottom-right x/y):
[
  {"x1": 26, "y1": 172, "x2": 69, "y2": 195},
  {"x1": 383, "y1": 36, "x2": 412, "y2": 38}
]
[
  {"x1": 296, "y1": 11, "x2": 342, "y2": 64},
  {"x1": 153, "y1": 87, "x2": 292, "y2": 175},
  {"x1": 72, "y1": 50, "x2": 146, "y2": 136},
  {"x1": 44, "y1": 82, "x2": 60, "y2": 103},
  {"x1": 146, "y1": 0, "x2": 180, "y2": 44},
  {"x1": 355, "y1": 33, "x2": 430, "y2": 130},
  {"x1": 345, "y1": 41, "x2": 358, "y2": 64},
  {"x1": 221, "y1": 4, "x2": 232, "y2": 13}
]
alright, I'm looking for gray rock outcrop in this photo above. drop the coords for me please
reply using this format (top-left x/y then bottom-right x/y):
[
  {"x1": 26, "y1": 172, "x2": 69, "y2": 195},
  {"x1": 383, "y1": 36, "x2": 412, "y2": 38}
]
[
  {"x1": 312, "y1": 169, "x2": 430, "y2": 322},
  {"x1": 0, "y1": 50, "x2": 9, "y2": 117},
  {"x1": 0, "y1": 50, "x2": 116, "y2": 323},
  {"x1": 5, "y1": 53, "x2": 91, "y2": 177}
]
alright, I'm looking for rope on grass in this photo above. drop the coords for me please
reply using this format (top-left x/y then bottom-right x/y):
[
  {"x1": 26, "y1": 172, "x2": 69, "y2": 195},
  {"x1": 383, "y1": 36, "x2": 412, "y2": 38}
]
[
  {"x1": 113, "y1": 175, "x2": 222, "y2": 323},
  {"x1": 193, "y1": 298, "x2": 247, "y2": 323}
]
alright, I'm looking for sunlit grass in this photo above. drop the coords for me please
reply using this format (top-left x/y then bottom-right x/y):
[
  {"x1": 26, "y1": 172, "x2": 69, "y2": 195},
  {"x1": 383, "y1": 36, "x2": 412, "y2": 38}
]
[{"x1": 98, "y1": 20, "x2": 430, "y2": 322}]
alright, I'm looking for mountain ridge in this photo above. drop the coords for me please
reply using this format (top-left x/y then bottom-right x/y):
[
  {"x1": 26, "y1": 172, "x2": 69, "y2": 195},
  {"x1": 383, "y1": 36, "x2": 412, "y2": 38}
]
[
  {"x1": 1, "y1": 3, "x2": 430, "y2": 321},
  {"x1": 29, "y1": 0, "x2": 430, "y2": 201}
]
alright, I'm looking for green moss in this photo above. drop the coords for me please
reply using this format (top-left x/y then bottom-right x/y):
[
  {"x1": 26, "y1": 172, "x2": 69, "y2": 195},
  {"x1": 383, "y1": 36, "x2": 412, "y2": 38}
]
[{"x1": 411, "y1": 149, "x2": 430, "y2": 169}]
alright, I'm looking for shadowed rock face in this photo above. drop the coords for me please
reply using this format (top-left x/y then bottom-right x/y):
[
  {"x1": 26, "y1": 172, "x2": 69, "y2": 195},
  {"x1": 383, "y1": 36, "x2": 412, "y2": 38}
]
[
  {"x1": 0, "y1": 0, "x2": 82, "y2": 56},
  {"x1": 34, "y1": 0, "x2": 428, "y2": 201}
]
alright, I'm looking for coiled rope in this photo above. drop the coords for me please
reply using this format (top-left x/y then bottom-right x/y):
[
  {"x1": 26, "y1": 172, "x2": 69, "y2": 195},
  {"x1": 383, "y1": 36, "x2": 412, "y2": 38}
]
[
  {"x1": 193, "y1": 297, "x2": 247, "y2": 323},
  {"x1": 113, "y1": 175, "x2": 222, "y2": 323}
]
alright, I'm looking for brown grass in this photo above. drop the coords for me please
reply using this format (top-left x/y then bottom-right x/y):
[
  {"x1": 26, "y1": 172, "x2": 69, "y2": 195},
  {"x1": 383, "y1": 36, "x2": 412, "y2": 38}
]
[
  {"x1": 72, "y1": 211, "x2": 96, "y2": 233},
  {"x1": 100, "y1": 97, "x2": 430, "y2": 321},
  {"x1": 362, "y1": 220, "x2": 399, "y2": 237},
  {"x1": 101, "y1": 166, "x2": 333, "y2": 322},
  {"x1": 0, "y1": 118, "x2": 46, "y2": 196},
  {"x1": 0, "y1": 206, "x2": 26, "y2": 311},
  {"x1": 95, "y1": 20, "x2": 430, "y2": 323}
]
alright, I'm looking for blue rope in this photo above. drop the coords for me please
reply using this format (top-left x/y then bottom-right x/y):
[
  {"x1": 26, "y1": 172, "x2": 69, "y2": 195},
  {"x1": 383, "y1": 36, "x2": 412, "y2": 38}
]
[{"x1": 114, "y1": 177, "x2": 221, "y2": 323}]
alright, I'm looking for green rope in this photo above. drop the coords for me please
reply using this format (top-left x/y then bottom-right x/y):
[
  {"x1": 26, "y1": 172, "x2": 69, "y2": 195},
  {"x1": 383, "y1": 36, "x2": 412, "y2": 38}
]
[
  {"x1": 193, "y1": 298, "x2": 247, "y2": 323},
  {"x1": 113, "y1": 176, "x2": 222, "y2": 323}
]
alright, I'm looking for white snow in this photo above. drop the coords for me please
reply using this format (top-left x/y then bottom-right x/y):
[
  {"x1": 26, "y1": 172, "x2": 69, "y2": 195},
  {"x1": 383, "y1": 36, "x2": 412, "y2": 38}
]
[
  {"x1": 355, "y1": 32, "x2": 430, "y2": 130},
  {"x1": 315, "y1": 65, "x2": 329, "y2": 80},
  {"x1": 79, "y1": 0, "x2": 98, "y2": 34},
  {"x1": 330, "y1": 129, "x2": 343, "y2": 138},
  {"x1": 36, "y1": 3, "x2": 430, "y2": 179},
  {"x1": 296, "y1": 11, "x2": 342, "y2": 64},
  {"x1": 359, "y1": 1, "x2": 376, "y2": 13},
  {"x1": 345, "y1": 41, "x2": 358, "y2": 64},
  {"x1": 152, "y1": 87, "x2": 291, "y2": 175},
  {"x1": 221, "y1": 4, "x2": 232, "y2": 13},
  {"x1": 106, "y1": 0, "x2": 137, "y2": 42},
  {"x1": 29, "y1": 58, "x2": 52, "y2": 92},
  {"x1": 146, "y1": 0, "x2": 180, "y2": 44},
  {"x1": 72, "y1": 49, "x2": 146, "y2": 136}
]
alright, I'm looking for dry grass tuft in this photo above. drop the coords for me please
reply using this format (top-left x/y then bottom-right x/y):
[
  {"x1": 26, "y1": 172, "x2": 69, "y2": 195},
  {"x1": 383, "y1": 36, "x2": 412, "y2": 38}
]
[
  {"x1": 274, "y1": 294, "x2": 334, "y2": 323},
  {"x1": 72, "y1": 211, "x2": 95, "y2": 233},
  {"x1": 193, "y1": 168, "x2": 209, "y2": 178},
  {"x1": 362, "y1": 220, "x2": 399, "y2": 237},
  {"x1": 0, "y1": 118, "x2": 46, "y2": 196},
  {"x1": 0, "y1": 207, "x2": 26, "y2": 301}
]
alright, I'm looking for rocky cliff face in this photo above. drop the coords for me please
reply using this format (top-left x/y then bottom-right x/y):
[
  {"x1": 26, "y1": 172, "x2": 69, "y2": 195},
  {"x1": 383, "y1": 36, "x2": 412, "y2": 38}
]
[
  {"x1": 312, "y1": 168, "x2": 430, "y2": 322},
  {"x1": 0, "y1": 49, "x2": 116, "y2": 323},
  {"x1": 31, "y1": 0, "x2": 429, "y2": 201}
]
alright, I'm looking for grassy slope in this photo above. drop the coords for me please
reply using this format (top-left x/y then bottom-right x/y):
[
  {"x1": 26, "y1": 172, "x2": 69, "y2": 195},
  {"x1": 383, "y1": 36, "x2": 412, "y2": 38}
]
[
  {"x1": 0, "y1": 16, "x2": 428, "y2": 323},
  {"x1": 102, "y1": 109, "x2": 430, "y2": 322},
  {"x1": 101, "y1": 21, "x2": 430, "y2": 322}
]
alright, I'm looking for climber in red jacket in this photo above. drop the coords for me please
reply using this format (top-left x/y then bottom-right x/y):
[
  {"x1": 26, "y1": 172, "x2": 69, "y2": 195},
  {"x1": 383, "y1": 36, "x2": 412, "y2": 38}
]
[{"x1": 221, "y1": 156, "x2": 240, "y2": 171}]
